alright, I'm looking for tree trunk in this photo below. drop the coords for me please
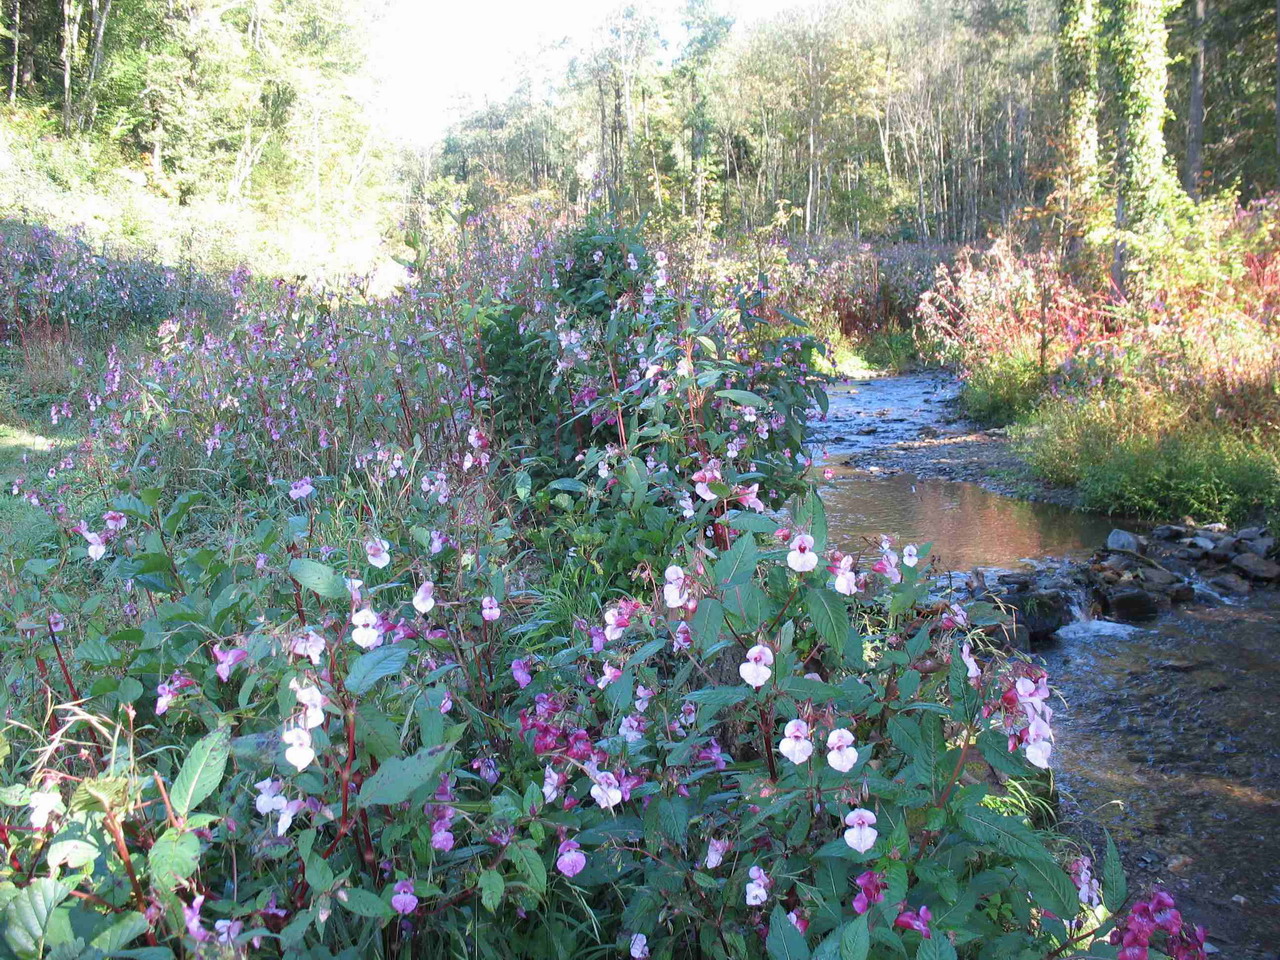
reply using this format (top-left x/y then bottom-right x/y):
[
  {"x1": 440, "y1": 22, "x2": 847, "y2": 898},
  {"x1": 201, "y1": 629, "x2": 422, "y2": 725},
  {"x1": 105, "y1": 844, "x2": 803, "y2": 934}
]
[
  {"x1": 1184, "y1": 0, "x2": 1205, "y2": 197},
  {"x1": 1060, "y1": 0, "x2": 1101, "y2": 200},
  {"x1": 8, "y1": 0, "x2": 18, "y2": 103}
]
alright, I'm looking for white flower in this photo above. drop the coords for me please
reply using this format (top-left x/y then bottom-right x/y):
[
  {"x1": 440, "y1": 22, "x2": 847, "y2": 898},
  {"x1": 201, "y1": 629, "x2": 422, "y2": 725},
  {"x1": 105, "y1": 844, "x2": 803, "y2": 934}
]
[
  {"x1": 282, "y1": 727, "x2": 315, "y2": 772},
  {"x1": 1025, "y1": 739, "x2": 1052, "y2": 769},
  {"x1": 365, "y1": 538, "x2": 391, "y2": 569},
  {"x1": 843, "y1": 808, "x2": 878, "y2": 853},
  {"x1": 787, "y1": 534, "x2": 818, "y2": 573},
  {"x1": 826, "y1": 728, "x2": 858, "y2": 773},
  {"x1": 619, "y1": 715, "x2": 647, "y2": 743},
  {"x1": 704, "y1": 838, "x2": 729, "y2": 869},
  {"x1": 289, "y1": 679, "x2": 326, "y2": 729},
  {"x1": 351, "y1": 607, "x2": 383, "y2": 649},
  {"x1": 662, "y1": 565, "x2": 688, "y2": 609},
  {"x1": 291, "y1": 630, "x2": 326, "y2": 665},
  {"x1": 832, "y1": 555, "x2": 859, "y2": 595},
  {"x1": 28, "y1": 790, "x2": 63, "y2": 829},
  {"x1": 589, "y1": 771, "x2": 623, "y2": 810},
  {"x1": 739, "y1": 644, "x2": 774, "y2": 688},
  {"x1": 413, "y1": 581, "x2": 436, "y2": 615},
  {"x1": 744, "y1": 865, "x2": 772, "y2": 905},
  {"x1": 629, "y1": 933, "x2": 650, "y2": 959},
  {"x1": 902, "y1": 544, "x2": 918, "y2": 568},
  {"x1": 778, "y1": 719, "x2": 814, "y2": 765}
]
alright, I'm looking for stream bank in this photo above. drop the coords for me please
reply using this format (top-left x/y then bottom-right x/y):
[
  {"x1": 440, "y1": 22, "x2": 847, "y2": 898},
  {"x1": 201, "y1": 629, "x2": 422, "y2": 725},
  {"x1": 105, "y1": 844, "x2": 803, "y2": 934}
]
[{"x1": 812, "y1": 374, "x2": 1280, "y2": 958}]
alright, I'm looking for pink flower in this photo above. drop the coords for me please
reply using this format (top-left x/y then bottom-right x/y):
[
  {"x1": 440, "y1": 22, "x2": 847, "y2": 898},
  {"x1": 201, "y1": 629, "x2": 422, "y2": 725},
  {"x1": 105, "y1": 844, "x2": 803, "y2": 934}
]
[
  {"x1": 589, "y1": 771, "x2": 623, "y2": 809},
  {"x1": 961, "y1": 642, "x2": 982, "y2": 679},
  {"x1": 81, "y1": 529, "x2": 107, "y2": 562},
  {"x1": 365, "y1": 538, "x2": 391, "y2": 569},
  {"x1": 212, "y1": 644, "x2": 247, "y2": 683},
  {"x1": 704, "y1": 837, "x2": 730, "y2": 869},
  {"x1": 289, "y1": 679, "x2": 327, "y2": 729},
  {"x1": 737, "y1": 484, "x2": 765, "y2": 512},
  {"x1": 872, "y1": 549, "x2": 901, "y2": 584},
  {"x1": 597, "y1": 663, "x2": 623, "y2": 689},
  {"x1": 288, "y1": 478, "x2": 314, "y2": 501},
  {"x1": 413, "y1": 581, "x2": 436, "y2": 614},
  {"x1": 831, "y1": 554, "x2": 859, "y2": 595},
  {"x1": 102, "y1": 510, "x2": 127, "y2": 531},
  {"x1": 619, "y1": 714, "x2": 648, "y2": 743},
  {"x1": 826, "y1": 728, "x2": 858, "y2": 772},
  {"x1": 739, "y1": 644, "x2": 773, "y2": 688},
  {"x1": 691, "y1": 459, "x2": 723, "y2": 501},
  {"x1": 391, "y1": 879, "x2": 418, "y2": 915},
  {"x1": 941, "y1": 602, "x2": 968, "y2": 629},
  {"x1": 512, "y1": 658, "x2": 533, "y2": 689},
  {"x1": 902, "y1": 544, "x2": 918, "y2": 568},
  {"x1": 629, "y1": 933, "x2": 650, "y2": 958},
  {"x1": 556, "y1": 839, "x2": 587, "y2": 877},
  {"x1": 894, "y1": 904, "x2": 932, "y2": 939},
  {"x1": 843, "y1": 808, "x2": 877, "y2": 853},
  {"x1": 787, "y1": 534, "x2": 818, "y2": 573},
  {"x1": 745, "y1": 865, "x2": 772, "y2": 905},
  {"x1": 662, "y1": 565, "x2": 688, "y2": 609},
  {"x1": 47, "y1": 612, "x2": 65, "y2": 633},
  {"x1": 672, "y1": 622, "x2": 692, "y2": 652},
  {"x1": 481, "y1": 596, "x2": 501, "y2": 622},
  {"x1": 778, "y1": 719, "x2": 814, "y2": 765}
]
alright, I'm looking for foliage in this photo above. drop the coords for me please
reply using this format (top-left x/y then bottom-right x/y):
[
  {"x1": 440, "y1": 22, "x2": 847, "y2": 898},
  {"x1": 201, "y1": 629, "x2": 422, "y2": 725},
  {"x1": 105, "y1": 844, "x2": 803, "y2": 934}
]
[{"x1": 0, "y1": 224, "x2": 1170, "y2": 959}]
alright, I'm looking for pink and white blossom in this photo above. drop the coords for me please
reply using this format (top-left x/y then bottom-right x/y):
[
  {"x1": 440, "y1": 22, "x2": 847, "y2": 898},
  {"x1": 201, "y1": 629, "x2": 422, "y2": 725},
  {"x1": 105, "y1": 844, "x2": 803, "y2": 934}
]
[
  {"x1": 843, "y1": 808, "x2": 878, "y2": 853},
  {"x1": 787, "y1": 534, "x2": 818, "y2": 573},
  {"x1": 778, "y1": 719, "x2": 814, "y2": 765},
  {"x1": 739, "y1": 644, "x2": 774, "y2": 688},
  {"x1": 826, "y1": 728, "x2": 858, "y2": 772}
]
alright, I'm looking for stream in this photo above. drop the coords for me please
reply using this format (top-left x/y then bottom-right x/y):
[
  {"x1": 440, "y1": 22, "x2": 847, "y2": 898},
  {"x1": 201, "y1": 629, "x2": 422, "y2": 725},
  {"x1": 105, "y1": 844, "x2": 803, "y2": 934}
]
[{"x1": 812, "y1": 374, "x2": 1280, "y2": 958}]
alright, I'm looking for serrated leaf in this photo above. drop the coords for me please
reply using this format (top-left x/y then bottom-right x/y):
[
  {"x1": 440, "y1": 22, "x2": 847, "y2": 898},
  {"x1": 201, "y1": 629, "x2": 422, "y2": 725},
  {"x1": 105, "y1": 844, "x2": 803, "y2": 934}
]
[
  {"x1": 839, "y1": 915, "x2": 869, "y2": 960},
  {"x1": 510, "y1": 842, "x2": 547, "y2": 895},
  {"x1": 288, "y1": 558, "x2": 349, "y2": 600},
  {"x1": 169, "y1": 726, "x2": 230, "y2": 818},
  {"x1": 1015, "y1": 856, "x2": 1080, "y2": 920},
  {"x1": 806, "y1": 588, "x2": 847, "y2": 648},
  {"x1": 148, "y1": 830, "x2": 200, "y2": 886},
  {"x1": 766, "y1": 903, "x2": 811, "y2": 960},
  {"x1": 915, "y1": 936, "x2": 957, "y2": 960},
  {"x1": 340, "y1": 888, "x2": 393, "y2": 919},
  {"x1": 90, "y1": 911, "x2": 149, "y2": 951},
  {"x1": 683, "y1": 686, "x2": 750, "y2": 708},
  {"x1": 960, "y1": 805, "x2": 1052, "y2": 863},
  {"x1": 478, "y1": 870, "x2": 504, "y2": 912},
  {"x1": 3, "y1": 878, "x2": 70, "y2": 959},
  {"x1": 1102, "y1": 832, "x2": 1127, "y2": 913},
  {"x1": 346, "y1": 645, "x2": 409, "y2": 696},
  {"x1": 357, "y1": 741, "x2": 454, "y2": 808}
]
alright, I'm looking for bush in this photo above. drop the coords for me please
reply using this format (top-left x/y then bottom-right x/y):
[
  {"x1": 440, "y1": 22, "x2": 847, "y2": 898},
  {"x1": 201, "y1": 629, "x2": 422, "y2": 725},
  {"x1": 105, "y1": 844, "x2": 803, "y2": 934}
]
[{"x1": 0, "y1": 219, "x2": 1201, "y2": 959}]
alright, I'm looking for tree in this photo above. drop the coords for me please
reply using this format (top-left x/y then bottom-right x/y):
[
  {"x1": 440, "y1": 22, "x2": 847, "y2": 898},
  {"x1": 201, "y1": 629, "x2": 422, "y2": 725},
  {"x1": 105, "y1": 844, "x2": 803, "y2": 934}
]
[{"x1": 1060, "y1": 0, "x2": 1100, "y2": 199}]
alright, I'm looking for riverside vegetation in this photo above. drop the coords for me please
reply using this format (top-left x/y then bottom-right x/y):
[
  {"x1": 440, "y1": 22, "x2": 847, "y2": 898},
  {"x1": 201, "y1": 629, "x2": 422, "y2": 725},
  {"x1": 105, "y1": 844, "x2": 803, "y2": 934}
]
[{"x1": 0, "y1": 218, "x2": 1212, "y2": 959}]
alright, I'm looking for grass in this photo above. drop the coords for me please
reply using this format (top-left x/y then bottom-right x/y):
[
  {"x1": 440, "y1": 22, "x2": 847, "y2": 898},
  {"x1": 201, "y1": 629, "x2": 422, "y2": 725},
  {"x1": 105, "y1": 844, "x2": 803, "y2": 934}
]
[{"x1": 0, "y1": 423, "x2": 60, "y2": 550}]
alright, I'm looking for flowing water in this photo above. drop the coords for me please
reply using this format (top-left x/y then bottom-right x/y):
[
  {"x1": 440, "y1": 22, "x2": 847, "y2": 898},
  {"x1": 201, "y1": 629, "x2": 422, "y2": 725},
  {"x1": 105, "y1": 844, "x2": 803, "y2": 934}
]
[{"x1": 815, "y1": 374, "x2": 1280, "y2": 957}]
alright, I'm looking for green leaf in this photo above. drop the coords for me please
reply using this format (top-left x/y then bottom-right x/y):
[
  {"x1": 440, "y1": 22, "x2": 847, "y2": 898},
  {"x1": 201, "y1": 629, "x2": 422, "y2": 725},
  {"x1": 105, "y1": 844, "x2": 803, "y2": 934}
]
[
  {"x1": 148, "y1": 830, "x2": 200, "y2": 886},
  {"x1": 90, "y1": 912, "x2": 149, "y2": 951},
  {"x1": 766, "y1": 903, "x2": 811, "y2": 960},
  {"x1": 162, "y1": 492, "x2": 204, "y2": 535},
  {"x1": 805, "y1": 588, "x2": 848, "y2": 648},
  {"x1": 357, "y1": 741, "x2": 455, "y2": 808},
  {"x1": 478, "y1": 870, "x2": 504, "y2": 912},
  {"x1": 960, "y1": 804, "x2": 1053, "y2": 862},
  {"x1": 288, "y1": 558, "x2": 349, "y2": 600},
  {"x1": 3, "y1": 878, "x2": 70, "y2": 960},
  {"x1": 727, "y1": 512, "x2": 780, "y2": 534},
  {"x1": 715, "y1": 388, "x2": 767, "y2": 407},
  {"x1": 839, "y1": 915, "x2": 870, "y2": 960},
  {"x1": 546, "y1": 478, "x2": 587, "y2": 494},
  {"x1": 514, "y1": 471, "x2": 533, "y2": 502},
  {"x1": 1015, "y1": 856, "x2": 1080, "y2": 920},
  {"x1": 340, "y1": 888, "x2": 393, "y2": 919},
  {"x1": 915, "y1": 936, "x2": 957, "y2": 960},
  {"x1": 169, "y1": 726, "x2": 230, "y2": 818},
  {"x1": 510, "y1": 841, "x2": 547, "y2": 896},
  {"x1": 1102, "y1": 832, "x2": 1127, "y2": 913},
  {"x1": 683, "y1": 687, "x2": 750, "y2": 709},
  {"x1": 346, "y1": 646, "x2": 409, "y2": 696}
]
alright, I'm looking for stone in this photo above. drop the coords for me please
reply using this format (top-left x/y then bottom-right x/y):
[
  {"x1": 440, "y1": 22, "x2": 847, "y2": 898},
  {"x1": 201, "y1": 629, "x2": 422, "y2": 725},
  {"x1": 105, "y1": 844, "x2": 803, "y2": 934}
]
[
  {"x1": 1241, "y1": 536, "x2": 1275, "y2": 557},
  {"x1": 1210, "y1": 573, "x2": 1252, "y2": 595},
  {"x1": 1231, "y1": 553, "x2": 1280, "y2": 581},
  {"x1": 1208, "y1": 538, "x2": 1241, "y2": 562},
  {"x1": 1236, "y1": 526, "x2": 1265, "y2": 540},
  {"x1": 917, "y1": 425, "x2": 940, "y2": 438},
  {"x1": 1184, "y1": 536, "x2": 1216, "y2": 551},
  {"x1": 1009, "y1": 589, "x2": 1074, "y2": 640},
  {"x1": 1168, "y1": 582, "x2": 1196, "y2": 603},
  {"x1": 1106, "y1": 529, "x2": 1142, "y2": 553},
  {"x1": 1151, "y1": 524, "x2": 1187, "y2": 541},
  {"x1": 1139, "y1": 568, "x2": 1179, "y2": 588},
  {"x1": 1106, "y1": 587, "x2": 1160, "y2": 622}
]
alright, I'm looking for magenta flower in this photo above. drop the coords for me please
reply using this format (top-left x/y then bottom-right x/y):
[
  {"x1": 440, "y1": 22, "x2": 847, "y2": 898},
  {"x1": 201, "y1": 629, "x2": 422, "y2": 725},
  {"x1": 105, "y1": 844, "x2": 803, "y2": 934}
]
[
  {"x1": 212, "y1": 644, "x2": 247, "y2": 683},
  {"x1": 288, "y1": 478, "x2": 314, "y2": 501},
  {"x1": 102, "y1": 510, "x2": 127, "y2": 531},
  {"x1": 852, "y1": 870, "x2": 886, "y2": 914},
  {"x1": 391, "y1": 879, "x2": 419, "y2": 915},
  {"x1": 894, "y1": 904, "x2": 932, "y2": 938},
  {"x1": 556, "y1": 839, "x2": 587, "y2": 877},
  {"x1": 512, "y1": 658, "x2": 533, "y2": 689},
  {"x1": 481, "y1": 596, "x2": 501, "y2": 622}
]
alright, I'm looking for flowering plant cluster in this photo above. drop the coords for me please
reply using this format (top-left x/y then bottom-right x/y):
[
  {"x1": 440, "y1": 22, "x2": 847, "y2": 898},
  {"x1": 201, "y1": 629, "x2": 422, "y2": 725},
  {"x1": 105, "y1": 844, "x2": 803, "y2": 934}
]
[{"x1": 0, "y1": 224, "x2": 1176, "y2": 960}]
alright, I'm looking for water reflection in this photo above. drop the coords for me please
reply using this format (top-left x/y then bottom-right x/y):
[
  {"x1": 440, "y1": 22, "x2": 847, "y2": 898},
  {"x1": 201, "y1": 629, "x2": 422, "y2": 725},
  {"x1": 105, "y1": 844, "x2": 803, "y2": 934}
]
[{"x1": 818, "y1": 466, "x2": 1117, "y2": 570}]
